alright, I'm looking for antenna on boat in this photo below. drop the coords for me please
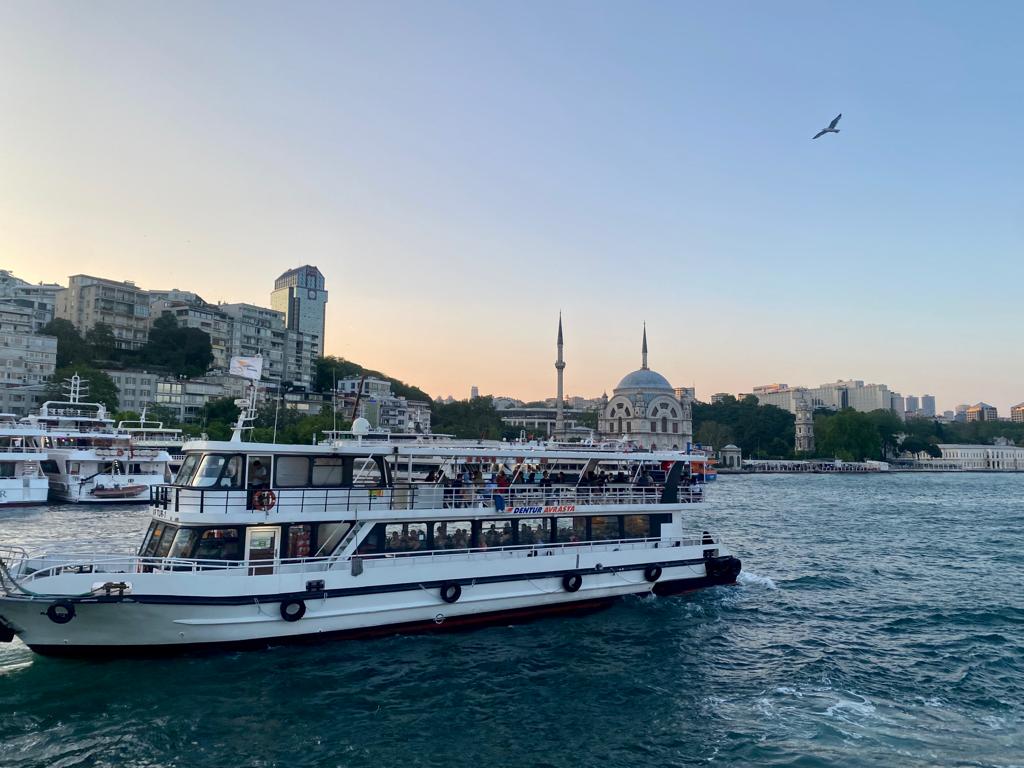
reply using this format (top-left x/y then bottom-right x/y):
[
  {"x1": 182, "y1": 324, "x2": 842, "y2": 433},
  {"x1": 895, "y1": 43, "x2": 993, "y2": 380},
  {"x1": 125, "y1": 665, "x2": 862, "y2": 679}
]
[{"x1": 230, "y1": 383, "x2": 259, "y2": 443}]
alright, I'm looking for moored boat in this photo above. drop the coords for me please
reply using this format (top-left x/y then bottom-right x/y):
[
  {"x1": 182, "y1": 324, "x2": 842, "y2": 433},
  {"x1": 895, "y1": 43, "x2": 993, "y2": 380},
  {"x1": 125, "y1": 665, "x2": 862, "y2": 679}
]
[{"x1": 0, "y1": 391, "x2": 741, "y2": 656}]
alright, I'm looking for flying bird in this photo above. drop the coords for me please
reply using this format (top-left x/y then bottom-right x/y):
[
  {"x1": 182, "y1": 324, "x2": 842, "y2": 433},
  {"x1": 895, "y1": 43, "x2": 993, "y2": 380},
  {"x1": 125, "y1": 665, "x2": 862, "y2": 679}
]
[{"x1": 812, "y1": 113, "x2": 842, "y2": 139}]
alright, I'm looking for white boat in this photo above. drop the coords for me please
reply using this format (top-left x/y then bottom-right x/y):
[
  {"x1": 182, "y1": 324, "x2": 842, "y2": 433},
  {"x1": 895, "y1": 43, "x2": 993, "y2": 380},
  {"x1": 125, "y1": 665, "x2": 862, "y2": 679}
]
[
  {"x1": 24, "y1": 375, "x2": 172, "y2": 503},
  {"x1": 0, "y1": 415, "x2": 50, "y2": 506},
  {"x1": 0, "y1": 390, "x2": 740, "y2": 656},
  {"x1": 117, "y1": 408, "x2": 188, "y2": 476}
]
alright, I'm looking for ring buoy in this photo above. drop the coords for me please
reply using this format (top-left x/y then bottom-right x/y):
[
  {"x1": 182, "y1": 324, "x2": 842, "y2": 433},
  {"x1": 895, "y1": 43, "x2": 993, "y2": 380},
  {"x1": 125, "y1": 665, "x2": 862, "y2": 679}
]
[
  {"x1": 252, "y1": 489, "x2": 277, "y2": 511},
  {"x1": 46, "y1": 600, "x2": 76, "y2": 624},
  {"x1": 280, "y1": 598, "x2": 306, "y2": 622},
  {"x1": 644, "y1": 565, "x2": 663, "y2": 583},
  {"x1": 562, "y1": 573, "x2": 582, "y2": 593},
  {"x1": 440, "y1": 582, "x2": 462, "y2": 604}
]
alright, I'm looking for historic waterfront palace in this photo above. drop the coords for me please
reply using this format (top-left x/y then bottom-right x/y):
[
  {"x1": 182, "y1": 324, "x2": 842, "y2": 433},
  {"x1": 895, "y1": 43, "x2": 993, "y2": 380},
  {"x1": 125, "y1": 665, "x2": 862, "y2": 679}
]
[{"x1": 598, "y1": 326, "x2": 693, "y2": 450}]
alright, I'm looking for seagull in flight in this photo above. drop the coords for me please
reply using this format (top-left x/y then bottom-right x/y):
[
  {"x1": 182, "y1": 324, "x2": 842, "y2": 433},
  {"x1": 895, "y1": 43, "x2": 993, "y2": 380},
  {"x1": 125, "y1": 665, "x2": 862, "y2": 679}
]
[{"x1": 812, "y1": 113, "x2": 842, "y2": 139}]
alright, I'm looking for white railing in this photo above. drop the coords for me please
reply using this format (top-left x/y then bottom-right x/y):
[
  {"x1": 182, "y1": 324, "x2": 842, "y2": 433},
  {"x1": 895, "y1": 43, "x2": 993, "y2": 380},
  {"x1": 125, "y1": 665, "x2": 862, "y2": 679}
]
[
  {"x1": 150, "y1": 482, "x2": 704, "y2": 517},
  {"x1": 3, "y1": 534, "x2": 721, "y2": 586}
]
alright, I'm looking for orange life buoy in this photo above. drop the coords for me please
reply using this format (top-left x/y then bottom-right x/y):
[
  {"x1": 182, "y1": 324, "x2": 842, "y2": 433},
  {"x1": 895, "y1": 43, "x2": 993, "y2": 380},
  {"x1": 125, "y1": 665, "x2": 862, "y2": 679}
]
[
  {"x1": 117, "y1": 449, "x2": 125, "y2": 457},
  {"x1": 252, "y1": 489, "x2": 277, "y2": 511}
]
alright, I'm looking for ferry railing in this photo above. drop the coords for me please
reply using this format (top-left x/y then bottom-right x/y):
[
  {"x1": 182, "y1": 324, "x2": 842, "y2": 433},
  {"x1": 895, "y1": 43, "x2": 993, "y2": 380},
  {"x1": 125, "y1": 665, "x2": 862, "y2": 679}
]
[
  {"x1": 0, "y1": 445, "x2": 45, "y2": 454},
  {"x1": 5, "y1": 533, "x2": 722, "y2": 586},
  {"x1": 148, "y1": 482, "x2": 705, "y2": 516}
]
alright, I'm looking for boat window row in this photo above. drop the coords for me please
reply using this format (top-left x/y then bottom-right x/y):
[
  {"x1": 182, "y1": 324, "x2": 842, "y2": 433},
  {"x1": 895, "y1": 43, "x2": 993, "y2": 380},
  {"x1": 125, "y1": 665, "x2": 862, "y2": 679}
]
[
  {"x1": 356, "y1": 513, "x2": 671, "y2": 555},
  {"x1": 137, "y1": 513, "x2": 670, "y2": 562},
  {"x1": 174, "y1": 453, "x2": 388, "y2": 490}
]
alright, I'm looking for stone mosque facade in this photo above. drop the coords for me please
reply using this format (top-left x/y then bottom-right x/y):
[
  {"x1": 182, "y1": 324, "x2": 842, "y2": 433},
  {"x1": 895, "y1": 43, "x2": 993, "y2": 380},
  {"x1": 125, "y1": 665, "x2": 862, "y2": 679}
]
[{"x1": 598, "y1": 326, "x2": 693, "y2": 450}]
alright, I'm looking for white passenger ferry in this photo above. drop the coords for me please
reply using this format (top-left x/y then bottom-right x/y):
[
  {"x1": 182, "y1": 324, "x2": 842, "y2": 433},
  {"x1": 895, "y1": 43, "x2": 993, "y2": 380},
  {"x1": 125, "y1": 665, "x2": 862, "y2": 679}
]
[
  {"x1": 117, "y1": 408, "x2": 188, "y2": 475},
  {"x1": 0, "y1": 415, "x2": 49, "y2": 506},
  {"x1": 25, "y1": 376, "x2": 172, "y2": 503},
  {"x1": 0, "y1": 395, "x2": 740, "y2": 656}
]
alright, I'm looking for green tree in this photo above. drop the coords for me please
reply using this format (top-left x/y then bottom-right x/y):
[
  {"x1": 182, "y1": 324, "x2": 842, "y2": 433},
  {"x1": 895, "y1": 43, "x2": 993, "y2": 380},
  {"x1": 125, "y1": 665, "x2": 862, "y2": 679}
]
[
  {"x1": 815, "y1": 409, "x2": 881, "y2": 461},
  {"x1": 692, "y1": 397, "x2": 794, "y2": 458},
  {"x1": 432, "y1": 396, "x2": 506, "y2": 439},
  {"x1": 39, "y1": 318, "x2": 87, "y2": 368},
  {"x1": 695, "y1": 420, "x2": 734, "y2": 450},
  {"x1": 85, "y1": 323, "x2": 118, "y2": 361},
  {"x1": 46, "y1": 366, "x2": 120, "y2": 411},
  {"x1": 866, "y1": 409, "x2": 904, "y2": 458},
  {"x1": 315, "y1": 356, "x2": 430, "y2": 401},
  {"x1": 143, "y1": 314, "x2": 214, "y2": 377}
]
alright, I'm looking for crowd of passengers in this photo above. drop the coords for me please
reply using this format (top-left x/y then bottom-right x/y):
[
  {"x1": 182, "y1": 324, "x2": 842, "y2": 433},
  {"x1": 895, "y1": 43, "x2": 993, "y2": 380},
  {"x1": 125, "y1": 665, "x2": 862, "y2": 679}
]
[{"x1": 420, "y1": 465, "x2": 702, "y2": 508}]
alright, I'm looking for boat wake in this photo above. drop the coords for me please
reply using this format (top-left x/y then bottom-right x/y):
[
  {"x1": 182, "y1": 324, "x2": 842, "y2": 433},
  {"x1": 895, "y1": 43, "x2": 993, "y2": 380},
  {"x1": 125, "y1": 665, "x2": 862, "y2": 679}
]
[{"x1": 737, "y1": 571, "x2": 777, "y2": 590}]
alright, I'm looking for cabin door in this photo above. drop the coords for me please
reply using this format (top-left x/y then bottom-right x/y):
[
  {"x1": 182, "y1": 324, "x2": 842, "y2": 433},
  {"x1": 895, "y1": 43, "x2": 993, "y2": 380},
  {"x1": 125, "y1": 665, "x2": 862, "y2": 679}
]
[{"x1": 245, "y1": 526, "x2": 281, "y2": 576}]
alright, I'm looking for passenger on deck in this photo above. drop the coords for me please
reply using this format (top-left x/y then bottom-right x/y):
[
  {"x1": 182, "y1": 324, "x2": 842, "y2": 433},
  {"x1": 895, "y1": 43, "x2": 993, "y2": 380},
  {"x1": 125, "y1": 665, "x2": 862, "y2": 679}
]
[
  {"x1": 636, "y1": 471, "x2": 652, "y2": 488},
  {"x1": 248, "y1": 459, "x2": 269, "y2": 489}
]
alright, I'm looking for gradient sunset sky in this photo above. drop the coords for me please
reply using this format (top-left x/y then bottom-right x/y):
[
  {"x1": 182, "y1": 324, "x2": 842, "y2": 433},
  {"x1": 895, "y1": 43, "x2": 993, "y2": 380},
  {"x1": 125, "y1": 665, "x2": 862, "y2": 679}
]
[{"x1": 2, "y1": 2, "x2": 1022, "y2": 412}]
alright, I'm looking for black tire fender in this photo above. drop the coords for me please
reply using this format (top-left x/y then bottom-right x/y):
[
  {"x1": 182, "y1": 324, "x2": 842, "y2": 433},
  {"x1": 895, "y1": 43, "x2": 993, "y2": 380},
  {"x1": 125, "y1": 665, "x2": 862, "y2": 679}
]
[
  {"x1": 46, "y1": 600, "x2": 76, "y2": 624},
  {"x1": 562, "y1": 573, "x2": 582, "y2": 593},
  {"x1": 280, "y1": 598, "x2": 306, "y2": 622},
  {"x1": 643, "y1": 565, "x2": 663, "y2": 583},
  {"x1": 440, "y1": 582, "x2": 462, "y2": 604}
]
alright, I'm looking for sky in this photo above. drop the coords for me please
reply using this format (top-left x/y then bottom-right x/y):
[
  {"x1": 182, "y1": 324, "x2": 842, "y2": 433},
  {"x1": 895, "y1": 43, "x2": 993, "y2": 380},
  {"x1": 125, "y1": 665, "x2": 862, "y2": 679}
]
[{"x1": 1, "y1": 1, "x2": 1022, "y2": 413}]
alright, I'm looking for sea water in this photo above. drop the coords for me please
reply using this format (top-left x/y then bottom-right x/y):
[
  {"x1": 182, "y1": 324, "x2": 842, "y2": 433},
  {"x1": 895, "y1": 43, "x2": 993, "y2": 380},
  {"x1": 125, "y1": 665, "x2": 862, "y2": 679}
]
[{"x1": 0, "y1": 473, "x2": 1021, "y2": 767}]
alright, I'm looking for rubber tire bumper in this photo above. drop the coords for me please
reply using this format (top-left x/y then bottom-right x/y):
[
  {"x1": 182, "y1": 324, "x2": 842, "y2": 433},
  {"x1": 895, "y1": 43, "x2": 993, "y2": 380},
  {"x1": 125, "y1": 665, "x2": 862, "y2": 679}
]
[
  {"x1": 280, "y1": 599, "x2": 307, "y2": 622},
  {"x1": 562, "y1": 573, "x2": 582, "y2": 593},
  {"x1": 643, "y1": 565, "x2": 663, "y2": 583},
  {"x1": 440, "y1": 583, "x2": 462, "y2": 604},
  {"x1": 46, "y1": 600, "x2": 76, "y2": 624}
]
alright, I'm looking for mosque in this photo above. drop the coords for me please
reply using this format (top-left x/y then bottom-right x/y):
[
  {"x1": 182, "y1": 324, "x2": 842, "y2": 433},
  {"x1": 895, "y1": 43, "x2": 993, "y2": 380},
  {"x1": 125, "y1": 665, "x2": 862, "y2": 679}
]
[{"x1": 554, "y1": 319, "x2": 693, "y2": 450}]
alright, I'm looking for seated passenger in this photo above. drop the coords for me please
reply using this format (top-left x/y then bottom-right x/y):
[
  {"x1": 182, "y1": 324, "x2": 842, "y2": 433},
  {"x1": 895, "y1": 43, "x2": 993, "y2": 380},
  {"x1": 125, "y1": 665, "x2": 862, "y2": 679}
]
[{"x1": 248, "y1": 459, "x2": 269, "y2": 489}]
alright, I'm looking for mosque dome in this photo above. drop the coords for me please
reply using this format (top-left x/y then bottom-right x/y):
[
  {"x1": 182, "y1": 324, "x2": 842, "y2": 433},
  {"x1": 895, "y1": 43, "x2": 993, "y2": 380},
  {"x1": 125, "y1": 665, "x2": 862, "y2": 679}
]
[{"x1": 616, "y1": 368, "x2": 674, "y2": 391}]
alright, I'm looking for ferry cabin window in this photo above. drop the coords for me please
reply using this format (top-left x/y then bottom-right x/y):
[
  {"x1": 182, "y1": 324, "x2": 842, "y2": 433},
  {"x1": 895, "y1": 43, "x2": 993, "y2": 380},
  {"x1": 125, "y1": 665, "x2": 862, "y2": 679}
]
[
  {"x1": 314, "y1": 522, "x2": 352, "y2": 556},
  {"x1": 482, "y1": 520, "x2": 513, "y2": 547},
  {"x1": 167, "y1": 528, "x2": 199, "y2": 559},
  {"x1": 275, "y1": 456, "x2": 309, "y2": 487},
  {"x1": 195, "y1": 528, "x2": 242, "y2": 560},
  {"x1": 624, "y1": 515, "x2": 651, "y2": 538},
  {"x1": 287, "y1": 524, "x2": 312, "y2": 558},
  {"x1": 516, "y1": 518, "x2": 549, "y2": 545},
  {"x1": 432, "y1": 521, "x2": 472, "y2": 550},
  {"x1": 384, "y1": 523, "x2": 428, "y2": 553},
  {"x1": 591, "y1": 516, "x2": 624, "y2": 541},
  {"x1": 0, "y1": 462, "x2": 14, "y2": 479},
  {"x1": 176, "y1": 454, "x2": 200, "y2": 485},
  {"x1": 555, "y1": 517, "x2": 586, "y2": 543},
  {"x1": 189, "y1": 454, "x2": 244, "y2": 488},
  {"x1": 141, "y1": 520, "x2": 177, "y2": 557},
  {"x1": 312, "y1": 457, "x2": 344, "y2": 487}
]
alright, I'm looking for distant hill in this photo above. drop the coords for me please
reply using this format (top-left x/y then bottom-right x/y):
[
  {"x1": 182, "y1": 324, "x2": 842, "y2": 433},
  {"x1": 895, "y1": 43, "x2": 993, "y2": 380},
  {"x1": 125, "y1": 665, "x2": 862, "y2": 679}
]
[{"x1": 315, "y1": 356, "x2": 431, "y2": 402}]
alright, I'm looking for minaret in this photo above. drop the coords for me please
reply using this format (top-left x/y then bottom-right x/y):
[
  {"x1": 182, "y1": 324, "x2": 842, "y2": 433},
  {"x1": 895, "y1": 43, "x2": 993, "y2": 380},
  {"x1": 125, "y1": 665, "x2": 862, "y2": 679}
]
[
  {"x1": 795, "y1": 393, "x2": 815, "y2": 453},
  {"x1": 641, "y1": 323, "x2": 648, "y2": 369},
  {"x1": 554, "y1": 313, "x2": 565, "y2": 436}
]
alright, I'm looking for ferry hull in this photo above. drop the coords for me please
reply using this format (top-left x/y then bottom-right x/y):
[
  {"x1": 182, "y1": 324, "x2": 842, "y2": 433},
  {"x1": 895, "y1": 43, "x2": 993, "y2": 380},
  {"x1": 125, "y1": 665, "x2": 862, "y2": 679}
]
[{"x1": 0, "y1": 557, "x2": 740, "y2": 657}]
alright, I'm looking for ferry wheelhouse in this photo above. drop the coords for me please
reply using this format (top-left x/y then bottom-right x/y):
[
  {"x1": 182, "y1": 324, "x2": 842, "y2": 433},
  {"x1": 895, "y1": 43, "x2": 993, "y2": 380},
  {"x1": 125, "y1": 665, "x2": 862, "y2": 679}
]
[
  {"x1": 24, "y1": 376, "x2": 172, "y2": 503},
  {"x1": 117, "y1": 408, "x2": 188, "y2": 475},
  {"x1": 0, "y1": 415, "x2": 49, "y2": 506},
  {"x1": 0, "y1": 402, "x2": 740, "y2": 656}
]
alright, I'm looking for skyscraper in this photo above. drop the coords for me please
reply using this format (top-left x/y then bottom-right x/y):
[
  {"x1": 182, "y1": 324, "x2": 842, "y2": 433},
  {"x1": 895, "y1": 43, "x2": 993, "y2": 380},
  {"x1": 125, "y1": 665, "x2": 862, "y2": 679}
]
[
  {"x1": 270, "y1": 266, "x2": 328, "y2": 347},
  {"x1": 921, "y1": 394, "x2": 936, "y2": 418}
]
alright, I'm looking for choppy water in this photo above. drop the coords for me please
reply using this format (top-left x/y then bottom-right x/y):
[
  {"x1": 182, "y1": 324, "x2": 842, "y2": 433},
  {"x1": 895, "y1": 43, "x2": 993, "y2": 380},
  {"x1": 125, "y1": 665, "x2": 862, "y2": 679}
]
[{"x1": 1, "y1": 473, "x2": 1022, "y2": 767}]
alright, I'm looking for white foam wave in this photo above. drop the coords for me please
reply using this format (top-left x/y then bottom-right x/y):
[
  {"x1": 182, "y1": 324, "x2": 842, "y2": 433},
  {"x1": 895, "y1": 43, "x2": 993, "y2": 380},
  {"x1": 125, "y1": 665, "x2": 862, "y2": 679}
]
[{"x1": 738, "y1": 571, "x2": 777, "y2": 590}]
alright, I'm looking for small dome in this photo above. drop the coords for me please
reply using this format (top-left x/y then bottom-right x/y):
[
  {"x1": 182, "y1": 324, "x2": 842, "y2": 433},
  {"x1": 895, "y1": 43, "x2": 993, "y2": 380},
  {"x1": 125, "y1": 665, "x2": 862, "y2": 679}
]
[{"x1": 616, "y1": 368, "x2": 674, "y2": 391}]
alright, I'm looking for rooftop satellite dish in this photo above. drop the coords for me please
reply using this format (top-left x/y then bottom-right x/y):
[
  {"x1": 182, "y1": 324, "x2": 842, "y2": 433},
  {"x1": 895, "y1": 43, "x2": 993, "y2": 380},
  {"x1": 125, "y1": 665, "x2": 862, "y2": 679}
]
[{"x1": 351, "y1": 417, "x2": 371, "y2": 436}]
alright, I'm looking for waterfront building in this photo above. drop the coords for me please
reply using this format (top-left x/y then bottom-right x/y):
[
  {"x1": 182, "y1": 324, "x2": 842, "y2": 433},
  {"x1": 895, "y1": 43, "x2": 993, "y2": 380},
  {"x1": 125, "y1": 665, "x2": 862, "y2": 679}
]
[
  {"x1": 219, "y1": 303, "x2": 286, "y2": 384},
  {"x1": 1011, "y1": 404, "x2": 1024, "y2": 424},
  {"x1": 921, "y1": 394, "x2": 936, "y2": 418},
  {"x1": 719, "y1": 443, "x2": 742, "y2": 469},
  {"x1": 56, "y1": 275, "x2": 151, "y2": 350},
  {"x1": 794, "y1": 395, "x2": 815, "y2": 453},
  {"x1": 270, "y1": 266, "x2": 328, "y2": 349},
  {"x1": 755, "y1": 379, "x2": 899, "y2": 416},
  {"x1": 0, "y1": 305, "x2": 57, "y2": 389},
  {"x1": 283, "y1": 328, "x2": 320, "y2": 390},
  {"x1": 966, "y1": 403, "x2": 997, "y2": 423},
  {"x1": 103, "y1": 369, "x2": 159, "y2": 414},
  {"x1": 0, "y1": 269, "x2": 63, "y2": 331},
  {"x1": 336, "y1": 377, "x2": 431, "y2": 434},
  {"x1": 933, "y1": 441, "x2": 1024, "y2": 471},
  {"x1": 598, "y1": 326, "x2": 692, "y2": 450},
  {"x1": 498, "y1": 404, "x2": 586, "y2": 436}
]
